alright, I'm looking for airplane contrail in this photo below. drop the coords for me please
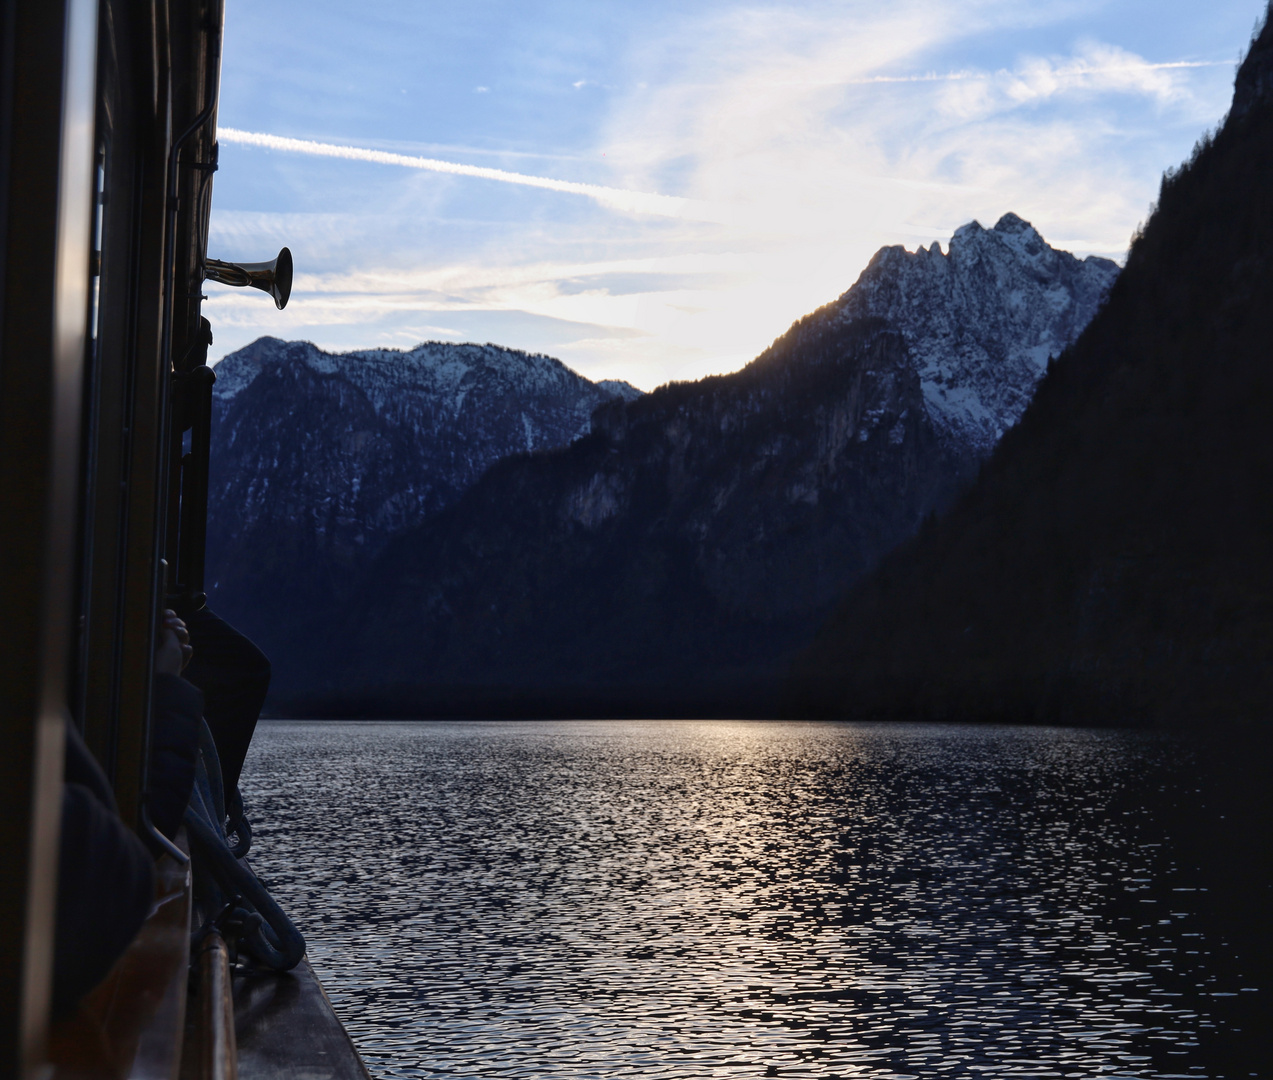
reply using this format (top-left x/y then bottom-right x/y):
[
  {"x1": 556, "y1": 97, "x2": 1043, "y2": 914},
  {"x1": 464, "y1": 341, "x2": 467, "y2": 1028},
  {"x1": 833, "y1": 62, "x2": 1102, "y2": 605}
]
[{"x1": 218, "y1": 128, "x2": 699, "y2": 220}]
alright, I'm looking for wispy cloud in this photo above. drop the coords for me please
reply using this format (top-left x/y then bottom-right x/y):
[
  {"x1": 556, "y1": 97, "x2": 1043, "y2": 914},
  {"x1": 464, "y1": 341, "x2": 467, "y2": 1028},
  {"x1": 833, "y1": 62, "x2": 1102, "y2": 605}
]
[{"x1": 935, "y1": 43, "x2": 1226, "y2": 118}]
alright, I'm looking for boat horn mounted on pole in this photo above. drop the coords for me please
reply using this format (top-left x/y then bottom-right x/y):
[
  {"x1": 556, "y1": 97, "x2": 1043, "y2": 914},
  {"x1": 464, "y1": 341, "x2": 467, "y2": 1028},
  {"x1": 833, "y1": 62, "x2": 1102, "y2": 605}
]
[{"x1": 204, "y1": 245, "x2": 293, "y2": 309}]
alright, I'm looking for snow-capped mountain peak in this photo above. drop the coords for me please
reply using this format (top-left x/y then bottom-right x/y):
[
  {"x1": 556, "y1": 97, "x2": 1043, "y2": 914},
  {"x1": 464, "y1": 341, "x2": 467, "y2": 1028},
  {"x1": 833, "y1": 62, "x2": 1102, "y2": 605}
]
[
  {"x1": 838, "y1": 214, "x2": 1119, "y2": 453},
  {"x1": 207, "y1": 336, "x2": 639, "y2": 548}
]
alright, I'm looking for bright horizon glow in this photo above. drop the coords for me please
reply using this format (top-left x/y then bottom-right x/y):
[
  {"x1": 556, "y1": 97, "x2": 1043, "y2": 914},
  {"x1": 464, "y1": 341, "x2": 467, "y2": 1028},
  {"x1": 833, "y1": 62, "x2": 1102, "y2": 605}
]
[{"x1": 206, "y1": 0, "x2": 1267, "y2": 389}]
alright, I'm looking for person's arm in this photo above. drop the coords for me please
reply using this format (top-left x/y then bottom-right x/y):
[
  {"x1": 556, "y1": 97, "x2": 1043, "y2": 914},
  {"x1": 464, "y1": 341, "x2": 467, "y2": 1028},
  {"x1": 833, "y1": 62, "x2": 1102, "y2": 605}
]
[{"x1": 149, "y1": 610, "x2": 203, "y2": 839}]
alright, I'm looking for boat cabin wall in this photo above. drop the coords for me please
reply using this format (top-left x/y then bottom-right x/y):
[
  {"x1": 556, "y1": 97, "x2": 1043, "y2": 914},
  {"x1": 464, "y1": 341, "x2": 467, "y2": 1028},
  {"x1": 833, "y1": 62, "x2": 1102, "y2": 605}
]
[{"x1": 0, "y1": 0, "x2": 223, "y2": 1073}]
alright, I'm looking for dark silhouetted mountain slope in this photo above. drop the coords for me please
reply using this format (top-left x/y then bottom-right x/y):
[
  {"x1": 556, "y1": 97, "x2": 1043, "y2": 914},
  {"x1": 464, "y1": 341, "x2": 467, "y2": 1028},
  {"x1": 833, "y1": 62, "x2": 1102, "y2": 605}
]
[
  {"x1": 298, "y1": 220, "x2": 1116, "y2": 713},
  {"x1": 798, "y1": 13, "x2": 1273, "y2": 725}
]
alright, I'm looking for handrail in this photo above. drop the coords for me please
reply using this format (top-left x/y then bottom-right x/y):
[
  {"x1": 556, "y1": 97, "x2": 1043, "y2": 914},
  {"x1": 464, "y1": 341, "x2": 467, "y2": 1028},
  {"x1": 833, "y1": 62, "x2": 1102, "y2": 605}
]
[{"x1": 190, "y1": 931, "x2": 237, "y2": 1080}]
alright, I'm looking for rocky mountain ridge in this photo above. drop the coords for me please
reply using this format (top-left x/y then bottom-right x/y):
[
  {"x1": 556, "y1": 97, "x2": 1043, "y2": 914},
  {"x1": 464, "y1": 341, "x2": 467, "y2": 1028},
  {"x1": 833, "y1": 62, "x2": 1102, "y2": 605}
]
[
  {"x1": 835, "y1": 212, "x2": 1117, "y2": 453},
  {"x1": 210, "y1": 337, "x2": 640, "y2": 543}
]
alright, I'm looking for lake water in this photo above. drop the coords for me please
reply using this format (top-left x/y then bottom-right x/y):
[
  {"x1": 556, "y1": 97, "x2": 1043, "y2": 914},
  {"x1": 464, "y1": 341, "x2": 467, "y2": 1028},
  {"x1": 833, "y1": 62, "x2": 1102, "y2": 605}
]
[{"x1": 239, "y1": 720, "x2": 1267, "y2": 1079}]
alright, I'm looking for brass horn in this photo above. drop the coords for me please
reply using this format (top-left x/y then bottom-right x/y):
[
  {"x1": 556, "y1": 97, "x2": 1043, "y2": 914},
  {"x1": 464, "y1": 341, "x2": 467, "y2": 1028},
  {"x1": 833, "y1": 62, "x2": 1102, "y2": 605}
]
[{"x1": 204, "y1": 246, "x2": 293, "y2": 309}]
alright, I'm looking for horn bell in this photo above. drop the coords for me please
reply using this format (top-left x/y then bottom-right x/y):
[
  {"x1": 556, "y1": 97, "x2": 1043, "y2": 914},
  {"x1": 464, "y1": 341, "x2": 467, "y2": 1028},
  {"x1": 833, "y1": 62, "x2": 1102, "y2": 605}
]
[{"x1": 204, "y1": 246, "x2": 293, "y2": 309}]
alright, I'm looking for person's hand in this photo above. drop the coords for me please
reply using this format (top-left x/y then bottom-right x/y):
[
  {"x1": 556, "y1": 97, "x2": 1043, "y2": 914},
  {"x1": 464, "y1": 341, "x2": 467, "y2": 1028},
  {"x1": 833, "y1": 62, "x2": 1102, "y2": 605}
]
[{"x1": 155, "y1": 610, "x2": 193, "y2": 675}]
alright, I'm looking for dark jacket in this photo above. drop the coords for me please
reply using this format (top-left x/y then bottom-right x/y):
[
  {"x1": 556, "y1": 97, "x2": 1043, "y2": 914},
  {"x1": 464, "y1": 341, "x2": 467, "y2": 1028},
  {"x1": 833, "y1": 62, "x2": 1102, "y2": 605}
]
[{"x1": 53, "y1": 674, "x2": 203, "y2": 1017}]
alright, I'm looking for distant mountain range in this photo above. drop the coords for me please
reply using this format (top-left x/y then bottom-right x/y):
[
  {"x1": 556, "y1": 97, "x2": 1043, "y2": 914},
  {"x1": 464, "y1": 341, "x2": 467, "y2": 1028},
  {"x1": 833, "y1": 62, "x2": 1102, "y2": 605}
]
[
  {"x1": 205, "y1": 339, "x2": 640, "y2": 685},
  {"x1": 212, "y1": 215, "x2": 1116, "y2": 712},
  {"x1": 797, "y1": 12, "x2": 1273, "y2": 725}
]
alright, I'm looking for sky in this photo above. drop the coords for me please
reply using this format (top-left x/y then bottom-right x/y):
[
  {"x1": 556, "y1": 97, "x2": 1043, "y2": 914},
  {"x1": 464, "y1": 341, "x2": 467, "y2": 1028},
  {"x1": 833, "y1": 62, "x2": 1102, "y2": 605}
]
[{"x1": 206, "y1": 0, "x2": 1268, "y2": 389}]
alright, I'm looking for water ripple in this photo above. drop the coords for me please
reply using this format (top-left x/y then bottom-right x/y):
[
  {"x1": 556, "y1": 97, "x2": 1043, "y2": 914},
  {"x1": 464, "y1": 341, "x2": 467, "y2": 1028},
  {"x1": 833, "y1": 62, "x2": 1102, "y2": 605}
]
[{"x1": 239, "y1": 721, "x2": 1258, "y2": 1078}]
